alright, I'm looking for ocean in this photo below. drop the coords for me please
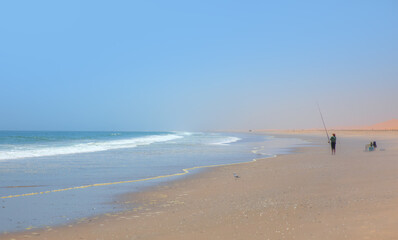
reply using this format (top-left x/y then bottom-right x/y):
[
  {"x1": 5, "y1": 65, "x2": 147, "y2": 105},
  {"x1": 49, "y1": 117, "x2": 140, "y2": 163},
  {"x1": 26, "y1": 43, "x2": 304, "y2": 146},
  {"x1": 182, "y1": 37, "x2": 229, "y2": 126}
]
[{"x1": 0, "y1": 131, "x2": 306, "y2": 233}]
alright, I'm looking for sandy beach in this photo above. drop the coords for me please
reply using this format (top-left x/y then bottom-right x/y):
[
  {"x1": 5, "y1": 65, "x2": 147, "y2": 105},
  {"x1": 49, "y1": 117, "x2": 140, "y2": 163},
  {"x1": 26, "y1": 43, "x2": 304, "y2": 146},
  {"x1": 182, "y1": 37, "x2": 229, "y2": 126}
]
[
  {"x1": 3, "y1": 1, "x2": 397, "y2": 239},
  {"x1": 2, "y1": 131, "x2": 398, "y2": 240}
]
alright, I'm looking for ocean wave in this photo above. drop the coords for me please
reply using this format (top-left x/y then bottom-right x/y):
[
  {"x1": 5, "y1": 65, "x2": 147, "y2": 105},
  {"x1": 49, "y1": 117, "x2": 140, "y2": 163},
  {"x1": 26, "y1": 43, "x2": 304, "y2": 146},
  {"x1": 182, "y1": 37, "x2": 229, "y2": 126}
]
[
  {"x1": 0, "y1": 134, "x2": 183, "y2": 160},
  {"x1": 210, "y1": 137, "x2": 241, "y2": 145},
  {"x1": 172, "y1": 131, "x2": 203, "y2": 136}
]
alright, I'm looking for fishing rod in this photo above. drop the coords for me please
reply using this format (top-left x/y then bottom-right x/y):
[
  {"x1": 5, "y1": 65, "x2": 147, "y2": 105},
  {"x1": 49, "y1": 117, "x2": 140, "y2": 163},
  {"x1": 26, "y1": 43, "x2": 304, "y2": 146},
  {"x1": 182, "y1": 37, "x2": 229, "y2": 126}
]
[{"x1": 317, "y1": 103, "x2": 330, "y2": 142}]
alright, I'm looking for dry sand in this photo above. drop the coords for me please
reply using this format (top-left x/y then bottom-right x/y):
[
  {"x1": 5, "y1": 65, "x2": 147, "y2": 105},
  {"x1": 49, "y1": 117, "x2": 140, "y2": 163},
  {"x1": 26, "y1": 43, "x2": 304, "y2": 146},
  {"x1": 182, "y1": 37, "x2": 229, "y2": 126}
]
[{"x1": 2, "y1": 131, "x2": 398, "y2": 240}]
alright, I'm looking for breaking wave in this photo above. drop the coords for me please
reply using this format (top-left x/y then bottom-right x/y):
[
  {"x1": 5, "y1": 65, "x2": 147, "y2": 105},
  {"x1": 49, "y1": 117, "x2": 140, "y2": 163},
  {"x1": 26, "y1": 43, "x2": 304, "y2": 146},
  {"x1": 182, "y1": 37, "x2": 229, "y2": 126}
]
[{"x1": 0, "y1": 134, "x2": 183, "y2": 160}]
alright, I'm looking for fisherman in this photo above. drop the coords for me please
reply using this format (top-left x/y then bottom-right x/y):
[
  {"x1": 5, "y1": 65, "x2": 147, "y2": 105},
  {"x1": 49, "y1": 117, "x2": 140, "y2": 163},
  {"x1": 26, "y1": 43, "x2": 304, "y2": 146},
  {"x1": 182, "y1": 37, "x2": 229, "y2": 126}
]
[{"x1": 329, "y1": 133, "x2": 337, "y2": 155}]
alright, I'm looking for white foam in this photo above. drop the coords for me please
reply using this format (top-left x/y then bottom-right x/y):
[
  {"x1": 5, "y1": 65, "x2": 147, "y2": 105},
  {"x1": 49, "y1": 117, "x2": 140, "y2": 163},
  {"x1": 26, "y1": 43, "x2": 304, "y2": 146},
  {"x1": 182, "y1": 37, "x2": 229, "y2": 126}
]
[
  {"x1": 172, "y1": 131, "x2": 202, "y2": 136},
  {"x1": 211, "y1": 137, "x2": 241, "y2": 146},
  {"x1": 0, "y1": 134, "x2": 183, "y2": 160}
]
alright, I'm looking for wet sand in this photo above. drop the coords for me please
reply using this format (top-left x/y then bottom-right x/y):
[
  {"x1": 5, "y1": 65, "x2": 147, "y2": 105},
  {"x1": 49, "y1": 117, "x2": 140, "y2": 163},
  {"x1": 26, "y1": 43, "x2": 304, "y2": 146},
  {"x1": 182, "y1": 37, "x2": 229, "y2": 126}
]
[{"x1": 2, "y1": 131, "x2": 398, "y2": 240}]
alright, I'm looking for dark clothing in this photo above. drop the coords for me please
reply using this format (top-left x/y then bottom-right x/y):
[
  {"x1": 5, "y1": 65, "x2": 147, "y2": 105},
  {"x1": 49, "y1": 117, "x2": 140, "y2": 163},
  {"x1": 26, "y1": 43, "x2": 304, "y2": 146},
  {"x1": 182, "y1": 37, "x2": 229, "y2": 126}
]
[{"x1": 330, "y1": 135, "x2": 336, "y2": 155}]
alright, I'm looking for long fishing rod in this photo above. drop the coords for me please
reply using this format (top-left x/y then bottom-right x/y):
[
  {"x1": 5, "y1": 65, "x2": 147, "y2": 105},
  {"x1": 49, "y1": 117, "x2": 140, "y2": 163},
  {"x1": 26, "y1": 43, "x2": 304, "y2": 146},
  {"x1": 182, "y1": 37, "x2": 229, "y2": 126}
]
[{"x1": 317, "y1": 103, "x2": 330, "y2": 142}]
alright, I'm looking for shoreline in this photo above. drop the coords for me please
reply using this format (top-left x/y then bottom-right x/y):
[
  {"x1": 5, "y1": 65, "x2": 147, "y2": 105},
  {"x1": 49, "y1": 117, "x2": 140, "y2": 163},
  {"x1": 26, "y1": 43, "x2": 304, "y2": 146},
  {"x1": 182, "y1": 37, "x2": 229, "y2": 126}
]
[
  {"x1": 1, "y1": 131, "x2": 285, "y2": 233},
  {"x1": 0, "y1": 132, "x2": 304, "y2": 236},
  {"x1": 2, "y1": 131, "x2": 398, "y2": 239}
]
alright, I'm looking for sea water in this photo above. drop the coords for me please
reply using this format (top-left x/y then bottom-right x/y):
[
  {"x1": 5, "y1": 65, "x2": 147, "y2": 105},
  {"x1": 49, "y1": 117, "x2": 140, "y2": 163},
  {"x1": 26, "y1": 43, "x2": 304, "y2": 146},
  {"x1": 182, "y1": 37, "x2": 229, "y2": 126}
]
[{"x1": 0, "y1": 131, "x2": 306, "y2": 233}]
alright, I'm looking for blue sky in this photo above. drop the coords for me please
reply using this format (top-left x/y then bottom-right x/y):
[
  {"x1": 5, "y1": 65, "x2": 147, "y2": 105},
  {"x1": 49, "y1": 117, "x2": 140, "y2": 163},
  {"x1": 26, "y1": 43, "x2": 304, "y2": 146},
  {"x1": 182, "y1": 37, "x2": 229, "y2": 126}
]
[{"x1": 1, "y1": 0, "x2": 397, "y2": 131}]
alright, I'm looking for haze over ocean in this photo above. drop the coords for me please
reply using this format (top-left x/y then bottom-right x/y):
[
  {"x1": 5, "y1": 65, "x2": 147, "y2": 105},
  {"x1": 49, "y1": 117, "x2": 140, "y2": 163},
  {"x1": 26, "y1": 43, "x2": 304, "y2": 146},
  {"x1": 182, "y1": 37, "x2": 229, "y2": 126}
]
[{"x1": 1, "y1": 1, "x2": 397, "y2": 131}]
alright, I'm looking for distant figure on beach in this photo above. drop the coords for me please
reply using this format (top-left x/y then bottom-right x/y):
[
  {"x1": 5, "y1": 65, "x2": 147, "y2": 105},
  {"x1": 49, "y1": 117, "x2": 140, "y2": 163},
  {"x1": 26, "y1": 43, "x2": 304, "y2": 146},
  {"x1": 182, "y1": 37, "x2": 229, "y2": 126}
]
[
  {"x1": 369, "y1": 142, "x2": 374, "y2": 151},
  {"x1": 329, "y1": 133, "x2": 336, "y2": 155},
  {"x1": 366, "y1": 141, "x2": 376, "y2": 151}
]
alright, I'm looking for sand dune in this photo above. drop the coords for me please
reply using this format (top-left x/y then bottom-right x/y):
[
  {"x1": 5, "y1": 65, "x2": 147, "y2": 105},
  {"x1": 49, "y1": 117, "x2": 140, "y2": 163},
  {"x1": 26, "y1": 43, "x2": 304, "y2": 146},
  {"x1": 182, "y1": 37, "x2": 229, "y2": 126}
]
[
  {"x1": 362, "y1": 119, "x2": 398, "y2": 130},
  {"x1": 332, "y1": 119, "x2": 398, "y2": 130}
]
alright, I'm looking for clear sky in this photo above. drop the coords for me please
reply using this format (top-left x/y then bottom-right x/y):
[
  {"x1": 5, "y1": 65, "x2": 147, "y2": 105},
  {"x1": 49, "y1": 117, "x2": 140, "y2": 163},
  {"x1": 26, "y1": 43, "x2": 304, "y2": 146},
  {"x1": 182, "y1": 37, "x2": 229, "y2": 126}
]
[{"x1": 1, "y1": 0, "x2": 397, "y2": 131}]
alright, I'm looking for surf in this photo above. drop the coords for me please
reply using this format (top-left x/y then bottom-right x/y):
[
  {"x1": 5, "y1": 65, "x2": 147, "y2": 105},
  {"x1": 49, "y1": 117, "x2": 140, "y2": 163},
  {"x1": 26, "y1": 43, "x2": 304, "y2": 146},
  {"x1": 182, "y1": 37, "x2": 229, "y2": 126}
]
[{"x1": 0, "y1": 133, "x2": 183, "y2": 160}]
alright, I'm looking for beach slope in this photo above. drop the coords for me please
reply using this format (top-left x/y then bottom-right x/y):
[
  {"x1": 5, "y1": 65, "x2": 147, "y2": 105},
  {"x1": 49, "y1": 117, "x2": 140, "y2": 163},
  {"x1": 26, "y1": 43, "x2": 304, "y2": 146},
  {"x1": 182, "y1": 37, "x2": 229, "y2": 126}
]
[{"x1": 2, "y1": 132, "x2": 398, "y2": 240}]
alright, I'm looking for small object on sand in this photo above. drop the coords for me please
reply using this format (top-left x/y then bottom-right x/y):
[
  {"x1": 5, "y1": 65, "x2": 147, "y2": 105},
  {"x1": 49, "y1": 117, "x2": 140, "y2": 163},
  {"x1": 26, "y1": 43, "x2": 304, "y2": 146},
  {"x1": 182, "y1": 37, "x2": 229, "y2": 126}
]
[
  {"x1": 365, "y1": 144, "x2": 374, "y2": 152},
  {"x1": 233, "y1": 173, "x2": 240, "y2": 179}
]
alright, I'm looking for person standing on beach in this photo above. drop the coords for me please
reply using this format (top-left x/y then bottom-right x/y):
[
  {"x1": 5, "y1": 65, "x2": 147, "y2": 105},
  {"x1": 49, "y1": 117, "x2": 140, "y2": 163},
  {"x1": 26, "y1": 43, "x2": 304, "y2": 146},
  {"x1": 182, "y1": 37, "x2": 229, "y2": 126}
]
[{"x1": 329, "y1": 133, "x2": 336, "y2": 155}]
